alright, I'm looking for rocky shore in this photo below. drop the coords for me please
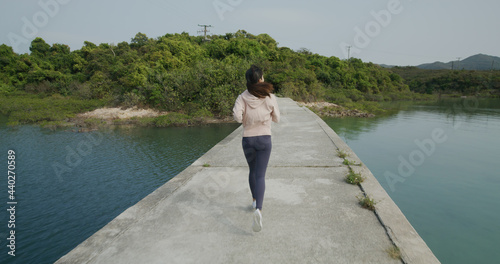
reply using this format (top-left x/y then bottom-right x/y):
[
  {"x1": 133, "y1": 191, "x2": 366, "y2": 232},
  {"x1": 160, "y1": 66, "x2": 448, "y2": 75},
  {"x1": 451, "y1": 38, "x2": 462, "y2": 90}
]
[
  {"x1": 68, "y1": 107, "x2": 233, "y2": 131},
  {"x1": 298, "y1": 102, "x2": 375, "y2": 118},
  {"x1": 65, "y1": 101, "x2": 373, "y2": 132}
]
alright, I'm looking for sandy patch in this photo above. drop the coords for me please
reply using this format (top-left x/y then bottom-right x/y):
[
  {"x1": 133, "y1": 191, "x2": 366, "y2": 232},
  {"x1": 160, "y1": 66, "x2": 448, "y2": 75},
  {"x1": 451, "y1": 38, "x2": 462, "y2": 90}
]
[{"x1": 77, "y1": 107, "x2": 168, "y2": 120}]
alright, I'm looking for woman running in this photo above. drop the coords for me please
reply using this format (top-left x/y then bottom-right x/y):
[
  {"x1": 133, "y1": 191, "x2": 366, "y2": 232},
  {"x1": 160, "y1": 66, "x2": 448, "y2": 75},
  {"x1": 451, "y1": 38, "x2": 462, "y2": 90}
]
[{"x1": 233, "y1": 65, "x2": 280, "y2": 232}]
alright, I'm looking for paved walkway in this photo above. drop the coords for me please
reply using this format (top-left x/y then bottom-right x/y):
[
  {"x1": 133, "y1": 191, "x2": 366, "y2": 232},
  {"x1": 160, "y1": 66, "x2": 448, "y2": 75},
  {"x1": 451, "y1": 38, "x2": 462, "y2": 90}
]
[{"x1": 57, "y1": 98, "x2": 439, "y2": 264}]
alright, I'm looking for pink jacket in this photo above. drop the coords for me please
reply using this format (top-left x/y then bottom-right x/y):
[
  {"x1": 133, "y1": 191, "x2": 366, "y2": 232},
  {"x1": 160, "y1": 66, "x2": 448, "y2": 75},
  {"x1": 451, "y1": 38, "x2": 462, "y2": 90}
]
[{"x1": 233, "y1": 90, "x2": 280, "y2": 137}]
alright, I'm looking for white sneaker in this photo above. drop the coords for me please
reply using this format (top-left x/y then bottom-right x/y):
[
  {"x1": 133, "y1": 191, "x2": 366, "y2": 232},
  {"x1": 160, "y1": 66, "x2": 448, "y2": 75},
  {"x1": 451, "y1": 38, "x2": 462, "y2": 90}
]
[
  {"x1": 252, "y1": 209, "x2": 262, "y2": 232},
  {"x1": 252, "y1": 200, "x2": 256, "y2": 209}
]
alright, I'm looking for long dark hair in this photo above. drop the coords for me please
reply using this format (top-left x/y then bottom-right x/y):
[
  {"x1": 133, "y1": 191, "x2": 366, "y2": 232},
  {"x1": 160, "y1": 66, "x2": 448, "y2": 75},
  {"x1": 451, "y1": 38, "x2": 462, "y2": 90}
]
[{"x1": 246, "y1": 65, "x2": 273, "y2": 98}]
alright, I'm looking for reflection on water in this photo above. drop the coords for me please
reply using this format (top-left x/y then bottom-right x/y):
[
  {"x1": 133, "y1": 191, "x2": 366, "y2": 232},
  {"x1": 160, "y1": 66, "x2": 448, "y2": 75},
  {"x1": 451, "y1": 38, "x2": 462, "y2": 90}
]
[
  {"x1": 325, "y1": 98, "x2": 500, "y2": 264},
  {"x1": 0, "y1": 122, "x2": 239, "y2": 264}
]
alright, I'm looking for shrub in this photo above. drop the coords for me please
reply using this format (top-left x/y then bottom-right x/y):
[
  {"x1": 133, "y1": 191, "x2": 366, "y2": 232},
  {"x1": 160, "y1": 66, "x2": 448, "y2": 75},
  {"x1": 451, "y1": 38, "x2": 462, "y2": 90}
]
[
  {"x1": 182, "y1": 101, "x2": 203, "y2": 116},
  {"x1": 325, "y1": 90, "x2": 352, "y2": 105},
  {"x1": 24, "y1": 80, "x2": 56, "y2": 94},
  {"x1": 191, "y1": 108, "x2": 213, "y2": 119},
  {"x1": 0, "y1": 83, "x2": 16, "y2": 95},
  {"x1": 0, "y1": 92, "x2": 107, "y2": 125},
  {"x1": 69, "y1": 81, "x2": 92, "y2": 100},
  {"x1": 154, "y1": 112, "x2": 189, "y2": 127},
  {"x1": 136, "y1": 117, "x2": 156, "y2": 126},
  {"x1": 121, "y1": 92, "x2": 146, "y2": 108},
  {"x1": 84, "y1": 118, "x2": 106, "y2": 128}
]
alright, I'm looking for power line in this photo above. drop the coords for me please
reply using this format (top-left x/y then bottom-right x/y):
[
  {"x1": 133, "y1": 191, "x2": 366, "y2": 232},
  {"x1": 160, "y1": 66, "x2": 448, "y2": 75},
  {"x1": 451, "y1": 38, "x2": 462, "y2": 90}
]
[{"x1": 198, "y1": 24, "x2": 213, "y2": 41}]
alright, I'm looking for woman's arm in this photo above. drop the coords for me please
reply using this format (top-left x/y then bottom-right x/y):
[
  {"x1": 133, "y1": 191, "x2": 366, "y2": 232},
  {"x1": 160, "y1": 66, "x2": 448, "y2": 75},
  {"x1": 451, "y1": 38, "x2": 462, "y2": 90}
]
[
  {"x1": 271, "y1": 94, "x2": 280, "y2": 123},
  {"x1": 233, "y1": 95, "x2": 245, "y2": 123}
]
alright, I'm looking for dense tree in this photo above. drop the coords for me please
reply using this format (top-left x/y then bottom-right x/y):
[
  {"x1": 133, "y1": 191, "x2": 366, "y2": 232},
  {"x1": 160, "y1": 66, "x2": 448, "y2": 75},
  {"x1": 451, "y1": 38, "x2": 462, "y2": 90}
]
[
  {"x1": 131, "y1": 32, "x2": 149, "y2": 48},
  {"x1": 390, "y1": 67, "x2": 500, "y2": 95},
  {"x1": 29, "y1": 37, "x2": 51, "y2": 58},
  {"x1": 2, "y1": 31, "x2": 468, "y2": 115}
]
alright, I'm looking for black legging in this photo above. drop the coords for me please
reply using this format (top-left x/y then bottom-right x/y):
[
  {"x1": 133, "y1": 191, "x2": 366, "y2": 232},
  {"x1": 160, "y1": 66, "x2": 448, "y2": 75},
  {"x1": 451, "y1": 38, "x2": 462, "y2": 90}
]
[{"x1": 242, "y1": 135, "x2": 272, "y2": 211}]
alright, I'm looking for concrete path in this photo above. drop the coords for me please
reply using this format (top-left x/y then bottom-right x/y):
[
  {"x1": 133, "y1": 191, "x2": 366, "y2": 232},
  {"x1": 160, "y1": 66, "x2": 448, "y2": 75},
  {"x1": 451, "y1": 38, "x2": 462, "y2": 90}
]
[{"x1": 56, "y1": 98, "x2": 439, "y2": 264}]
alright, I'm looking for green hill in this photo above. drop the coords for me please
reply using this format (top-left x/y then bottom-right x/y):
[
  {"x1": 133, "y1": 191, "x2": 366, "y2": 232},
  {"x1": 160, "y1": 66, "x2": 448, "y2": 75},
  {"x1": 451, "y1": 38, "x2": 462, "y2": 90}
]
[
  {"x1": 417, "y1": 54, "x2": 500, "y2": 70},
  {"x1": 0, "y1": 30, "x2": 417, "y2": 121},
  {"x1": 390, "y1": 66, "x2": 500, "y2": 95}
]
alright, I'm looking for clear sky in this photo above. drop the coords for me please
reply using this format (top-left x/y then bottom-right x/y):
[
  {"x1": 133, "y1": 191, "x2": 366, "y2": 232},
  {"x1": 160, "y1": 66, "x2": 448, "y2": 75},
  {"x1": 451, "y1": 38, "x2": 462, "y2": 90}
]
[{"x1": 1, "y1": 0, "x2": 499, "y2": 66}]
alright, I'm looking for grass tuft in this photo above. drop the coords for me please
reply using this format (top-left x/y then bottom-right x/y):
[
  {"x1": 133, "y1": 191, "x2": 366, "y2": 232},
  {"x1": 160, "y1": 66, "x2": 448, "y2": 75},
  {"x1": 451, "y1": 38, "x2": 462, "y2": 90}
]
[
  {"x1": 386, "y1": 246, "x2": 402, "y2": 260},
  {"x1": 345, "y1": 170, "x2": 365, "y2": 185},
  {"x1": 357, "y1": 195, "x2": 376, "y2": 211},
  {"x1": 337, "y1": 149, "x2": 348, "y2": 159},
  {"x1": 343, "y1": 159, "x2": 362, "y2": 166}
]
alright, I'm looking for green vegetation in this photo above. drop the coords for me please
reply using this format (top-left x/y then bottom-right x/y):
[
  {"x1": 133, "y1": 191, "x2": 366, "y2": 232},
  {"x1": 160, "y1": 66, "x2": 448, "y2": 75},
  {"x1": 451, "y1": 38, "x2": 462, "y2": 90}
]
[
  {"x1": 338, "y1": 150, "x2": 362, "y2": 167},
  {"x1": 343, "y1": 159, "x2": 361, "y2": 166},
  {"x1": 154, "y1": 113, "x2": 190, "y2": 127},
  {"x1": 0, "y1": 92, "x2": 107, "y2": 126},
  {"x1": 386, "y1": 245, "x2": 402, "y2": 260},
  {"x1": 4, "y1": 30, "x2": 493, "y2": 127},
  {"x1": 83, "y1": 118, "x2": 107, "y2": 128},
  {"x1": 357, "y1": 194, "x2": 376, "y2": 211},
  {"x1": 0, "y1": 30, "x2": 426, "y2": 126},
  {"x1": 128, "y1": 113, "x2": 207, "y2": 128},
  {"x1": 389, "y1": 67, "x2": 500, "y2": 96},
  {"x1": 345, "y1": 170, "x2": 365, "y2": 185},
  {"x1": 416, "y1": 54, "x2": 500, "y2": 71},
  {"x1": 337, "y1": 150, "x2": 348, "y2": 159}
]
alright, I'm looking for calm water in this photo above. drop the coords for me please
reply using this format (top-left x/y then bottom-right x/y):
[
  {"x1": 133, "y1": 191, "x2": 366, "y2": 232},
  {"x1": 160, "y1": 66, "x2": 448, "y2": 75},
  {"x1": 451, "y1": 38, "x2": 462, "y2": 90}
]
[
  {"x1": 0, "y1": 121, "x2": 239, "y2": 264},
  {"x1": 1, "y1": 99, "x2": 499, "y2": 264},
  {"x1": 325, "y1": 98, "x2": 500, "y2": 264}
]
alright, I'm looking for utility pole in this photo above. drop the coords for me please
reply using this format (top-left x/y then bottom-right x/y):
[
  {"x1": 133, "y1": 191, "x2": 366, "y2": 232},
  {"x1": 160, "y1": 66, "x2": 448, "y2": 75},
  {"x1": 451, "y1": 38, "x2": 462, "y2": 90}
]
[
  {"x1": 198, "y1": 24, "x2": 213, "y2": 41},
  {"x1": 456, "y1": 57, "x2": 461, "y2": 70},
  {"x1": 347, "y1": 45, "x2": 352, "y2": 61}
]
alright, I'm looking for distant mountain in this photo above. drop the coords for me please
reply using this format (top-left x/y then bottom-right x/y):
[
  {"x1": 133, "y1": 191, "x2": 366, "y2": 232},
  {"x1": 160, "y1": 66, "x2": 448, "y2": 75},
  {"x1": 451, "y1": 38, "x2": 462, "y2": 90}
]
[
  {"x1": 417, "y1": 54, "x2": 500, "y2": 70},
  {"x1": 379, "y1": 64, "x2": 395, "y2": 68}
]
